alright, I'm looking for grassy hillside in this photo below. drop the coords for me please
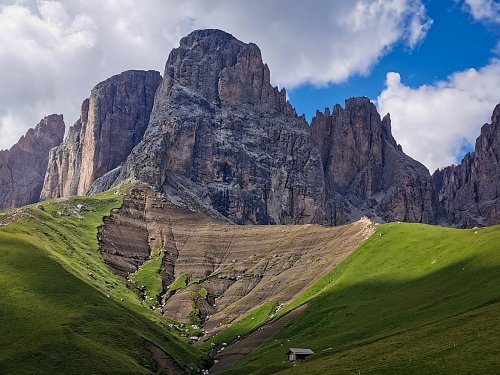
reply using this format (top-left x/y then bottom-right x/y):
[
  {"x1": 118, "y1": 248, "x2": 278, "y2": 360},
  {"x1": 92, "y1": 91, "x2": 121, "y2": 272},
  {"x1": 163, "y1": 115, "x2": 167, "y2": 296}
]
[
  {"x1": 2, "y1": 188, "x2": 499, "y2": 375},
  {"x1": 223, "y1": 223, "x2": 500, "y2": 374},
  {"x1": 0, "y1": 189, "x2": 203, "y2": 374}
]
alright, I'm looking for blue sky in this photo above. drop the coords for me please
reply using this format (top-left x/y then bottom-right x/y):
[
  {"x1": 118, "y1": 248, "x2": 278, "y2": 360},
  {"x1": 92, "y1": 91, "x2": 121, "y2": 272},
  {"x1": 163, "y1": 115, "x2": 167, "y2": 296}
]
[
  {"x1": 0, "y1": 0, "x2": 499, "y2": 171},
  {"x1": 289, "y1": 1, "x2": 499, "y2": 121},
  {"x1": 287, "y1": 0, "x2": 500, "y2": 169}
]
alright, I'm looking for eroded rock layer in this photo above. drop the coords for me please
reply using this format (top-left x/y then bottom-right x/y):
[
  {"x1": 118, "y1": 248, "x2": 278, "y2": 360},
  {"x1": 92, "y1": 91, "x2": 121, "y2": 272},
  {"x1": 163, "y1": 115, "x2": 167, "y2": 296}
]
[
  {"x1": 0, "y1": 114, "x2": 64, "y2": 209},
  {"x1": 99, "y1": 184, "x2": 374, "y2": 336}
]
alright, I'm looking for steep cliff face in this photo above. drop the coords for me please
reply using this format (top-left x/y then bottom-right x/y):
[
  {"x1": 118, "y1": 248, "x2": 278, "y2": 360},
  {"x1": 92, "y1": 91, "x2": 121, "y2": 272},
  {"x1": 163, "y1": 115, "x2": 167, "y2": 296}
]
[
  {"x1": 0, "y1": 115, "x2": 65, "y2": 209},
  {"x1": 36, "y1": 29, "x2": 497, "y2": 228},
  {"x1": 107, "y1": 29, "x2": 327, "y2": 224},
  {"x1": 433, "y1": 104, "x2": 500, "y2": 227},
  {"x1": 311, "y1": 98, "x2": 436, "y2": 223},
  {"x1": 41, "y1": 70, "x2": 162, "y2": 199},
  {"x1": 41, "y1": 101, "x2": 87, "y2": 199}
]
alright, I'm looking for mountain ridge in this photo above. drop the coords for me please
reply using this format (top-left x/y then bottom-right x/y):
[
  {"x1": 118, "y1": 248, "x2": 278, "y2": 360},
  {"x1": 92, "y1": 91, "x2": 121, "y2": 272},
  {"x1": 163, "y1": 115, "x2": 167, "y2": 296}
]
[
  {"x1": 310, "y1": 97, "x2": 435, "y2": 224},
  {"x1": 40, "y1": 70, "x2": 162, "y2": 200},
  {"x1": 1, "y1": 29, "x2": 498, "y2": 228},
  {"x1": 0, "y1": 114, "x2": 65, "y2": 209},
  {"x1": 432, "y1": 103, "x2": 500, "y2": 227}
]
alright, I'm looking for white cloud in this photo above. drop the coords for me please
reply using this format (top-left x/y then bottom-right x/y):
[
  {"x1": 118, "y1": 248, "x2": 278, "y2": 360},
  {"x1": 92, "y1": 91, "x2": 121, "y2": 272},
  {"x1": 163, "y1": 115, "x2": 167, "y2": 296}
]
[
  {"x1": 406, "y1": 3, "x2": 433, "y2": 48},
  {"x1": 463, "y1": 0, "x2": 500, "y2": 23},
  {"x1": 198, "y1": 0, "x2": 432, "y2": 86},
  {"x1": 377, "y1": 61, "x2": 500, "y2": 172},
  {"x1": 0, "y1": 0, "x2": 432, "y2": 149}
]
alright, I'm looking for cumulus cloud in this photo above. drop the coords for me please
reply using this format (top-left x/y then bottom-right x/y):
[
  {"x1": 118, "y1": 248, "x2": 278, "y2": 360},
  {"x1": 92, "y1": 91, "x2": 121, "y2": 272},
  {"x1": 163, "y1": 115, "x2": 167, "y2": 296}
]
[
  {"x1": 405, "y1": 2, "x2": 434, "y2": 48},
  {"x1": 0, "y1": 0, "x2": 432, "y2": 149},
  {"x1": 377, "y1": 61, "x2": 500, "y2": 172},
  {"x1": 0, "y1": 2, "x2": 96, "y2": 148},
  {"x1": 199, "y1": 0, "x2": 433, "y2": 86},
  {"x1": 463, "y1": 0, "x2": 500, "y2": 23},
  {"x1": 0, "y1": 0, "x2": 195, "y2": 149}
]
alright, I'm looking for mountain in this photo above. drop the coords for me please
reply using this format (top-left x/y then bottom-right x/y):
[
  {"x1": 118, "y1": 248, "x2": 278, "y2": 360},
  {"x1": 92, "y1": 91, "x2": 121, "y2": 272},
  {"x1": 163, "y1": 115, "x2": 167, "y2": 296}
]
[
  {"x1": 93, "y1": 29, "x2": 328, "y2": 225},
  {"x1": 2, "y1": 25, "x2": 500, "y2": 375},
  {"x1": 41, "y1": 70, "x2": 162, "y2": 200},
  {"x1": 0, "y1": 114, "x2": 64, "y2": 209},
  {"x1": 432, "y1": 104, "x2": 500, "y2": 228},
  {"x1": 1, "y1": 28, "x2": 497, "y2": 229},
  {"x1": 87, "y1": 29, "x2": 435, "y2": 225},
  {"x1": 311, "y1": 99, "x2": 435, "y2": 224}
]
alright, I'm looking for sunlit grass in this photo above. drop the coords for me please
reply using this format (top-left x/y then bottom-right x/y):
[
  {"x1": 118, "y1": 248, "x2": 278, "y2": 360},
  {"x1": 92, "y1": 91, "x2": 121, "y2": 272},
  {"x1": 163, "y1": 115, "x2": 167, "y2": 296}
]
[
  {"x1": 0, "y1": 187, "x2": 204, "y2": 373},
  {"x1": 224, "y1": 223, "x2": 500, "y2": 374}
]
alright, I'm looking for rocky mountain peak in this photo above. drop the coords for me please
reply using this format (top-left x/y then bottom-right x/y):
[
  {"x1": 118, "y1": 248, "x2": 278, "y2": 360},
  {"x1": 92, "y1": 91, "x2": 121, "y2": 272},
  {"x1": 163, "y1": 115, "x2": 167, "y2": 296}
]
[
  {"x1": 21, "y1": 29, "x2": 498, "y2": 229},
  {"x1": 344, "y1": 95, "x2": 373, "y2": 111},
  {"x1": 103, "y1": 30, "x2": 325, "y2": 225},
  {"x1": 16, "y1": 114, "x2": 65, "y2": 151},
  {"x1": 86, "y1": 31, "x2": 438, "y2": 226},
  {"x1": 41, "y1": 70, "x2": 162, "y2": 200},
  {"x1": 311, "y1": 97, "x2": 435, "y2": 223},
  {"x1": 158, "y1": 28, "x2": 293, "y2": 120},
  {"x1": 492, "y1": 103, "x2": 500, "y2": 123},
  {"x1": 77, "y1": 70, "x2": 162, "y2": 194},
  {"x1": 180, "y1": 28, "x2": 237, "y2": 48},
  {"x1": 0, "y1": 114, "x2": 65, "y2": 209},
  {"x1": 432, "y1": 103, "x2": 500, "y2": 227},
  {"x1": 476, "y1": 104, "x2": 500, "y2": 144}
]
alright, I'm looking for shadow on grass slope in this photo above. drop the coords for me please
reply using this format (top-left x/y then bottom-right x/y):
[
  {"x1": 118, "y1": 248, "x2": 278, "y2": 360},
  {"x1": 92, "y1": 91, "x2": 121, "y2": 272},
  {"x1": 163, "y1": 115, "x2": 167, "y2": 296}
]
[
  {"x1": 223, "y1": 223, "x2": 500, "y2": 375},
  {"x1": 0, "y1": 191, "x2": 204, "y2": 374}
]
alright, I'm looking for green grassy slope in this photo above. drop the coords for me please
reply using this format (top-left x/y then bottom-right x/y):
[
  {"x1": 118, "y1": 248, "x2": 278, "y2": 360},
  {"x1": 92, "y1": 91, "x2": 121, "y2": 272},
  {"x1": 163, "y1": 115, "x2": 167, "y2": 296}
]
[
  {"x1": 0, "y1": 190, "x2": 203, "y2": 374},
  {"x1": 133, "y1": 251, "x2": 166, "y2": 308},
  {"x1": 2, "y1": 190, "x2": 500, "y2": 375},
  {"x1": 224, "y1": 223, "x2": 500, "y2": 375}
]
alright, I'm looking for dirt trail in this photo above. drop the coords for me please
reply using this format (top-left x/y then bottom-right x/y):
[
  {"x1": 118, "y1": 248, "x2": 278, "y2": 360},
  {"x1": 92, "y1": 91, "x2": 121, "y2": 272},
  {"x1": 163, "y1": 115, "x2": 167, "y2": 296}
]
[
  {"x1": 210, "y1": 305, "x2": 307, "y2": 373},
  {"x1": 144, "y1": 340, "x2": 183, "y2": 374}
]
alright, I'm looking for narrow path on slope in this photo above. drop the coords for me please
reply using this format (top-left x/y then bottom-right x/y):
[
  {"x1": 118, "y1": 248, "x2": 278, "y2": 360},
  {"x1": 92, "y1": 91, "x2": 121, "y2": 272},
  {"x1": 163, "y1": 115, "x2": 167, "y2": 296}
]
[
  {"x1": 144, "y1": 340, "x2": 184, "y2": 375},
  {"x1": 210, "y1": 304, "x2": 307, "y2": 373}
]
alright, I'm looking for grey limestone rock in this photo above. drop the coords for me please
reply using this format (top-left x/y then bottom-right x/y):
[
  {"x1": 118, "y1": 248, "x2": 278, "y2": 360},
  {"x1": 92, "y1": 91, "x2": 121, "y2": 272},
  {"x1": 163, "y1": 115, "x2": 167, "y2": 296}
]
[
  {"x1": 0, "y1": 114, "x2": 65, "y2": 209},
  {"x1": 111, "y1": 29, "x2": 327, "y2": 224},
  {"x1": 432, "y1": 104, "x2": 500, "y2": 227},
  {"x1": 41, "y1": 70, "x2": 162, "y2": 200},
  {"x1": 311, "y1": 97, "x2": 436, "y2": 224}
]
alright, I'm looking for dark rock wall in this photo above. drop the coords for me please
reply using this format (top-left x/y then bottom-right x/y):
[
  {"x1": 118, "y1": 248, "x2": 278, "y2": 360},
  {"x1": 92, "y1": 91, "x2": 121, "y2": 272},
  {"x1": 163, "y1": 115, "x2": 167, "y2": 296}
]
[
  {"x1": 311, "y1": 98, "x2": 435, "y2": 223},
  {"x1": 113, "y1": 29, "x2": 327, "y2": 224},
  {"x1": 432, "y1": 104, "x2": 500, "y2": 227},
  {"x1": 0, "y1": 114, "x2": 65, "y2": 209},
  {"x1": 41, "y1": 70, "x2": 162, "y2": 199}
]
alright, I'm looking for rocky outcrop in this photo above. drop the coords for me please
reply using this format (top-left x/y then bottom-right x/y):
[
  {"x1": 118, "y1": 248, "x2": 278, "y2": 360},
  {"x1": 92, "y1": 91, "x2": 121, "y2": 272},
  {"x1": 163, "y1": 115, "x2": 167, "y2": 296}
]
[
  {"x1": 103, "y1": 29, "x2": 327, "y2": 224},
  {"x1": 311, "y1": 98, "x2": 436, "y2": 223},
  {"x1": 88, "y1": 30, "x2": 442, "y2": 226},
  {"x1": 41, "y1": 70, "x2": 162, "y2": 200},
  {"x1": 0, "y1": 115, "x2": 65, "y2": 209},
  {"x1": 433, "y1": 104, "x2": 500, "y2": 227},
  {"x1": 35, "y1": 29, "x2": 498, "y2": 228},
  {"x1": 41, "y1": 101, "x2": 86, "y2": 199}
]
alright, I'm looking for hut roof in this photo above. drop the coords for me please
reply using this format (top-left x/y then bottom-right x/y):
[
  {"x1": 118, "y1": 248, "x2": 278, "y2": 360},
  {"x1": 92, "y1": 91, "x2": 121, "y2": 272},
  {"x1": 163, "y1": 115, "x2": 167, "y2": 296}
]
[{"x1": 288, "y1": 348, "x2": 314, "y2": 355}]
